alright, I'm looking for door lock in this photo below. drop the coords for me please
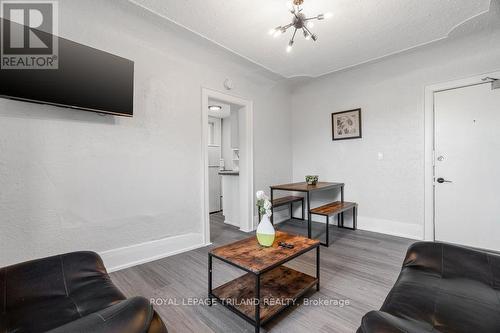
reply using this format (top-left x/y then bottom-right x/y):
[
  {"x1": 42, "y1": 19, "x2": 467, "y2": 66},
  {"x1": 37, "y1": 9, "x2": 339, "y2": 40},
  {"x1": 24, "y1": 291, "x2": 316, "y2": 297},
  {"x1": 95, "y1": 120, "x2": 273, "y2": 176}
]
[{"x1": 437, "y1": 177, "x2": 453, "y2": 184}]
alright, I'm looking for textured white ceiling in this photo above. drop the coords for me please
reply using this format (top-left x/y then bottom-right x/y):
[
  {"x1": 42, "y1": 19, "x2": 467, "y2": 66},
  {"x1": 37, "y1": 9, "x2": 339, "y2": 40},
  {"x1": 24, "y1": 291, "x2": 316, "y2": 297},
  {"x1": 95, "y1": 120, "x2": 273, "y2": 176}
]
[{"x1": 130, "y1": 0, "x2": 492, "y2": 78}]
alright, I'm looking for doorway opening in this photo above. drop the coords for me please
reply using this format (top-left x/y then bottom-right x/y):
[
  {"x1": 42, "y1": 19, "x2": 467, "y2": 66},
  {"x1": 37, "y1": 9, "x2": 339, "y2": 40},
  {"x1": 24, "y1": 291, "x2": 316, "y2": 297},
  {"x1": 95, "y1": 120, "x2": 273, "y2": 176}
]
[{"x1": 201, "y1": 88, "x2": 254, "y2": 245}]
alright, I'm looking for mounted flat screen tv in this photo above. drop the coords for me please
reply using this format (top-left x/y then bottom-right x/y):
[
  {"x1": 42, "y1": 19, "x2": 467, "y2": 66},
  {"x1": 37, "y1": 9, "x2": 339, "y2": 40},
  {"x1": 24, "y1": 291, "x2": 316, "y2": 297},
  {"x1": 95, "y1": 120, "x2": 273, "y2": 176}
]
[{"x1": 0, "y1": 20, "x2": 134, "y2": 117}]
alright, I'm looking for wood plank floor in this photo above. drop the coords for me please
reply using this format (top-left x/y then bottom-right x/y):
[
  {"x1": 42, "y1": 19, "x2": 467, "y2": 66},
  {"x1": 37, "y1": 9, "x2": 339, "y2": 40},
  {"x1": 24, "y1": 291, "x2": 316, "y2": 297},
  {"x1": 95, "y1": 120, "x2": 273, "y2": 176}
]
[{"x1": 110, "y1": 214, "x2": 415, "y2": 333}]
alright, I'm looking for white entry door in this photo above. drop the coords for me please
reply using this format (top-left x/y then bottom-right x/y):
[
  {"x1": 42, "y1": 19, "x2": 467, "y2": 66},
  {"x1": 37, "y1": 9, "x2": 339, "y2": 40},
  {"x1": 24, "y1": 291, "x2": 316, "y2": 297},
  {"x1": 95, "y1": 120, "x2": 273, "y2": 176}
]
[{"x1": 434, "y1": 83, "x2": 500, "y2": 251}]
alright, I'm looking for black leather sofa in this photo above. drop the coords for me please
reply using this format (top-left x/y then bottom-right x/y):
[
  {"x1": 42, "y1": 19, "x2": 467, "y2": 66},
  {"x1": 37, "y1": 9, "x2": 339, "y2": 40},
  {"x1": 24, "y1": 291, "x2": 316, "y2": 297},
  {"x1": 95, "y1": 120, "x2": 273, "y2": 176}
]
[
  {"x1": 0, "y1": 251, "x2": 167, "y2": 333},
  {"x1": 358, "y1": 241, "x2": 500, "y2": 333}
]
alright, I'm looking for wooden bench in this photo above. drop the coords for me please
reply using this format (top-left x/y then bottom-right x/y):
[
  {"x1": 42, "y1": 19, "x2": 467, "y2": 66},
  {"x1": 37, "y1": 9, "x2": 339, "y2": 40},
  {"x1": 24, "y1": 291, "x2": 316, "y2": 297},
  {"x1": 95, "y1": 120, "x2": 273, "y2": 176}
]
[
  {"x1": 259, "y1": 196, "x2": 305, "y2": 223},
  {"x1": 310, "y1": 201, "x2": 358, "y2": 247}
]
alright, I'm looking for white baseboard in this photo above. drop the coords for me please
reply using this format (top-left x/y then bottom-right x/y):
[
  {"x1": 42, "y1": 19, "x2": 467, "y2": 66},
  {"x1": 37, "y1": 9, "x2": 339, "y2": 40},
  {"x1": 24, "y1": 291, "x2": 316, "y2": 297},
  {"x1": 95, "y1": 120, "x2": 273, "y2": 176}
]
[
  {"x1": 358, "y1": 216, "x2": 423, "y2": 240},
  {"x1": 100, "y1": 233, "x2": 207, "y2": 272},
  {"x1": 224, "y1": 220, "x2": 239, "y2": 228},
  {"x1": 99, "y1": 215, "x2": 420, "y2": 273},
  {"x1": 297, "y1": 214, "x2": 423, "y2": 240},
  {"x1": 240, "y1": 225, "x2": 254, "y2": 233}
]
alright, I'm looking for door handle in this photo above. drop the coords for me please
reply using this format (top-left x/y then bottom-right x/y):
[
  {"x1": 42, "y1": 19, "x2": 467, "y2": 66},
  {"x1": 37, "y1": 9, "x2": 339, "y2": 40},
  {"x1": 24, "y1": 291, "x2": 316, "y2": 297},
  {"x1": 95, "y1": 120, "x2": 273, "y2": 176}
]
[{"x1": 437, "y1": 177, "x2": 453, "y2": 184}]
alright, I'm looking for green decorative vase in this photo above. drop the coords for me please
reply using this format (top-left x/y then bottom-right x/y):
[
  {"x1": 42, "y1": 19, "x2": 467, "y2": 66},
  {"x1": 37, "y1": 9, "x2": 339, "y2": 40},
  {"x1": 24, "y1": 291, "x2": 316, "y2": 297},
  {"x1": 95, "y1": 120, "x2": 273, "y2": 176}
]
[{"x1": 256, "y1": 215, "x2": 275, "y2": 247}]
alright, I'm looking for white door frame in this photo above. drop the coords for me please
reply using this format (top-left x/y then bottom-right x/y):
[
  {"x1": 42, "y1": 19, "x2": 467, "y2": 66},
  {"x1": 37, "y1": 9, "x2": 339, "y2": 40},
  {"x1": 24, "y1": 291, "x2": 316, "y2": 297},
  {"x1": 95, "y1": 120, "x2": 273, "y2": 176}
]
[
  {"x1": 201, "y1": 87, "x2": 254, "y2": 244},
  {"x1": 424, "y1": 70, "x2": 500, "y2": 241}
]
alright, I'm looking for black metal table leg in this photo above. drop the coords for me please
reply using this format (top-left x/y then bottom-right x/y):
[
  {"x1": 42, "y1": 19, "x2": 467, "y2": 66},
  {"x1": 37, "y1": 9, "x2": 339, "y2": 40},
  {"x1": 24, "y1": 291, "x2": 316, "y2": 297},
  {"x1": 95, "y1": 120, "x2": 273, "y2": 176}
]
[
  {"x1": 208, "y1": 254, "x2": 213, "y2": 306},
  {"x1": 289, "y1": 202, "x2": 293, "y2": 220},
  {"x1": 255, "y1": 274, "x2": 261, "y2": 333},
  {"x1": 353, "y1": 205, "x2": 357, "y2": 230},
  {"x1": 316, "y1": 246, "x2": 320, "y2": 291},
  {"x1": 301, "y1": 198, "x2": 305, "y2": 220},
  {"x1": 325, "y1": 216, "x2": 329, "y2": 247},
  {"x1": 270, "y1": 188, "x2": 274, "y2": 225},
  {"x1": 307, "y1": 192, "x2": 311, "y2": 238}
]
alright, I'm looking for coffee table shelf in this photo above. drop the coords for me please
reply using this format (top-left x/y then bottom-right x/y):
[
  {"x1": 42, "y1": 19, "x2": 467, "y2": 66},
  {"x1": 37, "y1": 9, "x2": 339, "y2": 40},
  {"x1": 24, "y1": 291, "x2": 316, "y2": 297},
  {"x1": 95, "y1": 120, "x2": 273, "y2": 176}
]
[{"x1": 212, "y1": 265, "x2": 317, "y2": 324}]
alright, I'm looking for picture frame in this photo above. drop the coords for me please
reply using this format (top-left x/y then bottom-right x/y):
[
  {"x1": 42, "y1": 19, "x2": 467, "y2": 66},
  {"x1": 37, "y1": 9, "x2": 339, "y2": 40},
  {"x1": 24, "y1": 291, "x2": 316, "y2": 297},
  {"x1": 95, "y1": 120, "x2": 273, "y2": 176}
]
[{"x1": 331, "y1": 108, "x2": 362, "y2": 141}]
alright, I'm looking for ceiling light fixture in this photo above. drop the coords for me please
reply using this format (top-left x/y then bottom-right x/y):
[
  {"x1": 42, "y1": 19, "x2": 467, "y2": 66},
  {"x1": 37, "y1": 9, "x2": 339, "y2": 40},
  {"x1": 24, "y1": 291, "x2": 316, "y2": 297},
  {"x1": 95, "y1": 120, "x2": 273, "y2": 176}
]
[
  {"x1": 270, "y1": 0, "x2": 331, "y2": 53},
  {"x1": 208, "y1": 105, "x2": 222, "y2": 111}
]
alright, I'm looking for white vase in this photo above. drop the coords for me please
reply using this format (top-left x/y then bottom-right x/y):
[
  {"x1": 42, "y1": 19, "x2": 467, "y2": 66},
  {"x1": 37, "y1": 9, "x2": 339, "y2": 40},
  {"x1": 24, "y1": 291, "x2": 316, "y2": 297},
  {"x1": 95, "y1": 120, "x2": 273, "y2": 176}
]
[{"x1": 256, "y1": 214, "x2": 275, "y2": 247}]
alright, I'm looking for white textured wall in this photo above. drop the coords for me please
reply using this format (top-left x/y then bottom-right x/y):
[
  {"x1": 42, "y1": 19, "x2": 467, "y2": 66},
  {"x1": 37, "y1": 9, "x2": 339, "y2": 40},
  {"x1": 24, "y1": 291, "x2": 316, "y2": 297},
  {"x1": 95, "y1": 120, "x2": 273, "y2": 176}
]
[
  {"x1": 221, "y1": 118, "x2": 232, "y2": 169},
  {"x1": 291, "y1": 28, "x2": 500, "y2": 239},
  {"x1": 4, "y1": 0, "x2": 499, "y2": 267},
  {"x1": 0, "y1": 0, "x2": 292, "y2": 267}
]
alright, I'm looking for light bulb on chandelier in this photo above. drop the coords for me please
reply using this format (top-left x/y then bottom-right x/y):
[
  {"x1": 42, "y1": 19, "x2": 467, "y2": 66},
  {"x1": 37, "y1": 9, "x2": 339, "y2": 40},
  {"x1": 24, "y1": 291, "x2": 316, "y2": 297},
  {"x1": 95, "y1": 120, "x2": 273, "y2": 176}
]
[{"x1": 303, "y1": 30, "x2": 310, "y2": 40}]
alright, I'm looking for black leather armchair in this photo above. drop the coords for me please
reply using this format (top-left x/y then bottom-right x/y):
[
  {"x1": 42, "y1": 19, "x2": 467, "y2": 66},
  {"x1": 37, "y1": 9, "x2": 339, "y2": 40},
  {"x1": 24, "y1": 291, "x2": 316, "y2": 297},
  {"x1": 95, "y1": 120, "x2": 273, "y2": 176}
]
[
  {"x1": 357, "y1": 241, "x2": 500, "y2": 333},
  {"x1": 0, "y1": 251, "x2": 167, "y2": 333}
]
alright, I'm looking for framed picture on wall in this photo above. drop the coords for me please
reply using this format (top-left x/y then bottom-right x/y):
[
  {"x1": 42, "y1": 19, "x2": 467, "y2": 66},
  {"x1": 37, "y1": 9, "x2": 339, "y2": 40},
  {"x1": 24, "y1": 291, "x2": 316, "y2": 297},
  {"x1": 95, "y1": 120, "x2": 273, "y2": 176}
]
[{"x1": 331, "y1": 108, "x2": 362, "y2": 141}]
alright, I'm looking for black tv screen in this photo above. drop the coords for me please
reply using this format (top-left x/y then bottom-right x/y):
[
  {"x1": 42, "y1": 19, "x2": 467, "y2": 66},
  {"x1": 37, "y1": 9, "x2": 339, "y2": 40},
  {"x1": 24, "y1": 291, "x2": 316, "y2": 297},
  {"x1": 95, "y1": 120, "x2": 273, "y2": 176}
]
[{"x1": 0, "y1": 20, "x2": 134, "y2": 117}]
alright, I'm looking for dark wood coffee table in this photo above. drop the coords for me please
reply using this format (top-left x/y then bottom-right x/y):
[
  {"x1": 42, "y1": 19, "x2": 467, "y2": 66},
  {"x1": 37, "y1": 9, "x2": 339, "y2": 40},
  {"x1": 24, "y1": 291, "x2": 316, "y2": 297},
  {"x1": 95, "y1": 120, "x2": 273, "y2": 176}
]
[{"x1": 208, "y1": 231, "x2": 320, "y2": 333}]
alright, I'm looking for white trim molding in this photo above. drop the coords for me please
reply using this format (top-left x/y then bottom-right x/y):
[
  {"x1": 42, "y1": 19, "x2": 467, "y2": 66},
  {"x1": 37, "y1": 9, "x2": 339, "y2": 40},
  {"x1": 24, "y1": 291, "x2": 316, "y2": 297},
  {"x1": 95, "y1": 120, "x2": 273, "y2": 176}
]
[
  {"x1": 423, "y1": 70, "x2": 500, "y2": 241},
  {"x1": 100, "y1": 233, "x2": 206, "y2": 272},
  {"x1": 201, "y1": 88, "x2": 254, "y2": 240}
]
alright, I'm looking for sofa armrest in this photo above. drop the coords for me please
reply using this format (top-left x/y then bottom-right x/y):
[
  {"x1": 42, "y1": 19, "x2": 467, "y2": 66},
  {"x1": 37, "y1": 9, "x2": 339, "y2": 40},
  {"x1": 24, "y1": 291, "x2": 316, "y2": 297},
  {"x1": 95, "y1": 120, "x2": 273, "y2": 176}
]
[
  {"x1": 1, "y1": 251, "x2": 125, "y2": 314},
  {"x1": 357, "y1": 311, "x2": 432, "y2": 333},
  {"x1": 47, "y1": 296, "x2": 166, "y2": 333},
  {"x1": 148, "y1": 312, "x2": 169, "y2": 333},
  {"x1": 403, "y1": 241, "x2": 500, "y2": 285},
  {"x1": 402, "y1": 242, "x2": 444, "y2": 274}
]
